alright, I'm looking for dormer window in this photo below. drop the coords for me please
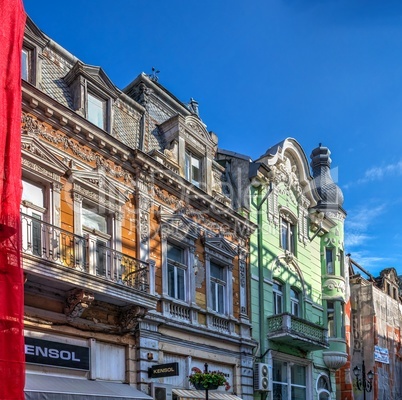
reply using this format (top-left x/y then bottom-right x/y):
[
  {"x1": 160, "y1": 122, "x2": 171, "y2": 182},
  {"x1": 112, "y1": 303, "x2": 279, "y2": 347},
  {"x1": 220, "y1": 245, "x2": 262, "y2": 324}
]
[
  {"x1": 64, "y1": 61, "x2": 118, "y2": 133},
  {"x1": 87, "y1": 92, "x2": 106, "y2": 130},
  {"x1": 185, "y1": 150, "x2": 201, "y2": 187}
]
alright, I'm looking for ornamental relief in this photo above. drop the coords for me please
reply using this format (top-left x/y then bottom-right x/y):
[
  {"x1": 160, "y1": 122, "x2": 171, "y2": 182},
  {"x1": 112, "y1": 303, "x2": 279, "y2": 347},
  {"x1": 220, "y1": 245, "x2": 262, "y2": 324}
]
[
  {"x1": 323, "y1": 278, "x2": 345, "y2": 293},
  {"x1": 154, "y1": 186, "x2": 240, "y2": 241},
  {"x1": 21, "y1": 113, "x2": 133, "y2": 182},
  {"x1": 22, "y1": 159, "x2": 59, "y2": 181}
]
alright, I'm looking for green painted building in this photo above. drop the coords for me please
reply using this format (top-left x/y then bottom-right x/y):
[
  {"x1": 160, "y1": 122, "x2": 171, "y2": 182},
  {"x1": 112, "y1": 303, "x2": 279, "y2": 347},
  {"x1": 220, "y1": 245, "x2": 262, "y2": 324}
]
[{"x1": 219, "y1": 139, "x2": 347, "y2": 399}]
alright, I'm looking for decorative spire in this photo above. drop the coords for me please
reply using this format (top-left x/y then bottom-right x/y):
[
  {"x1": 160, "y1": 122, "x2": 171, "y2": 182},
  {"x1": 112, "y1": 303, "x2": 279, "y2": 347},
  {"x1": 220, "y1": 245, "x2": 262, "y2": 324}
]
[{"x1": 310, "y1": 144, "x2": 344, "y2": 209}]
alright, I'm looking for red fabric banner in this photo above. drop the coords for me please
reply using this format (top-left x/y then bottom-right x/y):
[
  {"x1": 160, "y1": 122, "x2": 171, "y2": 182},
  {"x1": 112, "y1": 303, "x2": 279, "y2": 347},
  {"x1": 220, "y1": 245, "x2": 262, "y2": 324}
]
[{"x1": 0, "y1": 0, "x2": 26, "y2": 399}]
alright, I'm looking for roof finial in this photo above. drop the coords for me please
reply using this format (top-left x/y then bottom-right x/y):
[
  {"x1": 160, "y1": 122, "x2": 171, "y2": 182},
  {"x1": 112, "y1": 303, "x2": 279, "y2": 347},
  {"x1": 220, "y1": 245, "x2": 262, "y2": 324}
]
[{"x1": 149, "y1": 67, "x2": 160, "y2": 82}]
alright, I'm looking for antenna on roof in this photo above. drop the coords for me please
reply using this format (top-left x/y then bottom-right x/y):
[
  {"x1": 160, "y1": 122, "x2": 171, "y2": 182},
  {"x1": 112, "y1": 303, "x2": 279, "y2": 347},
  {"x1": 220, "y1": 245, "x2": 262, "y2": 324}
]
[{"x1": 149, "y1": 67, "x2": 160, "y2": 82}]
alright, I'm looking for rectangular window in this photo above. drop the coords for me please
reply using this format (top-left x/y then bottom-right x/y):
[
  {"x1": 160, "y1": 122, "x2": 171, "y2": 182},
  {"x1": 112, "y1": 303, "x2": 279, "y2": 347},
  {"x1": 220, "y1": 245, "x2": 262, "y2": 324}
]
[
  {"x1": 290, "y1": 288, "x2": 300, "y2": 317},
  {"x1": 21, "y1": 179, "x2": 46, "y2": 256},
  {"x1": 87, "y1": 92, "x2": 106, "y2": 130},
  {"x1": 273, "y1": 360, "x2": 306, "y2": 400},
  {"x1": 185, "y1": 151, "x2": 201, "y2": 187},
  {"x1": 167, "y1": 243, "x2": 186, "y2": 301},
  {"x1": 327, "y1": 301, "x2": 335, "y2": 337},
  {"x1": 340, "y1": 250, "x2": 344, "y2": 277},
  {"x1": 281, "y1": 219, "x2": 295, "y2": 254},
  {"x1": 82, "y1": 204, "x2": 111, "y2": 277},
  {"x1": 326, "y1": 248, "x2": 334, "y2": 274},
  {"x1": 273, "y1": 280, "x2": 283, "y2": 314},
  {"x1": 210, "y1": 261, "x2": 225, "y2": 314}
]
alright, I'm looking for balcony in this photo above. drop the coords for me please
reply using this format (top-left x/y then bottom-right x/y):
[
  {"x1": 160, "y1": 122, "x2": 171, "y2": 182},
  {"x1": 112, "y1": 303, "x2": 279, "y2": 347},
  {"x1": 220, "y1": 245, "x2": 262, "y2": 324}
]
[
  {"x1": 267, "y1": 313, "x2": 329, "y2": 351},
  {"x1": 21, "y1": 213, "x2": 155, "y2": 307}
]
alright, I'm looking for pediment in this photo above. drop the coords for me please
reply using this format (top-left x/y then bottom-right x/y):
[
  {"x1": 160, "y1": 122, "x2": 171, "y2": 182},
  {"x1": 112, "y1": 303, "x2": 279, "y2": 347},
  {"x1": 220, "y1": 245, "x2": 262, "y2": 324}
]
[
  {"x1": 21, "y1": 136, "x2": 69, "y2": 179},
  {"x1": 380, "y1": 268, "x2": 399, "y2": 285},
  {"x1": 25, "y1": 16, "x2": 48, "y2": 48},
  {"x1": 72, "y1": 169, "x2": 128, "y2": 206},
  {"x1": 185, "y1": 115, "x2": 217, "y2": 147},
  {"x1": 159, "y1": 213, "x2": 199, "y2": 241},
  {"x1": 64, "y1": 61, "x2": 118, "y2": 99},
  {"x1": 203, "y1": 235, "x2": 237, "y2": 259}
]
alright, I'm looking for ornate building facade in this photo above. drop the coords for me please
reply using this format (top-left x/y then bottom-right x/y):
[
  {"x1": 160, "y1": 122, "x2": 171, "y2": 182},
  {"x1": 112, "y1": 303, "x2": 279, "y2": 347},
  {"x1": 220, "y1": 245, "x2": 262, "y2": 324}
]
[
  {"x1": 218, "y1": 140, "x2": 348, "y2": 399},
  {"x1": 21, "y1": 17, "x2": 256, "y2": 400},
  {"x1": 339, "y1": 260, "x2": 402, "y2": 400}
]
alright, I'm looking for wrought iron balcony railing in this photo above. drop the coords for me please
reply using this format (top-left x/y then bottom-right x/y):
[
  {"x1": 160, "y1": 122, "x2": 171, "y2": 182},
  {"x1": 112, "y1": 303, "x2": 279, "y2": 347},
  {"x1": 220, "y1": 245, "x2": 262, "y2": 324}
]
[
  {"x1": 21, "y1": 213, "x2": 149, "y2": 292},
  {"x1": 267, "y1": 312, "x2": 329, "y2": 351}
]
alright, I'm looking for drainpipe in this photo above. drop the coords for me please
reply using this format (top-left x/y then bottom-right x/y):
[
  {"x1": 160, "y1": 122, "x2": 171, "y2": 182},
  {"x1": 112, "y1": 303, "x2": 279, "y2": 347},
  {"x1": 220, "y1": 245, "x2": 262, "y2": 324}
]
[{"x1": 256, "y1": 178, "x2": 274, "y2": 361}]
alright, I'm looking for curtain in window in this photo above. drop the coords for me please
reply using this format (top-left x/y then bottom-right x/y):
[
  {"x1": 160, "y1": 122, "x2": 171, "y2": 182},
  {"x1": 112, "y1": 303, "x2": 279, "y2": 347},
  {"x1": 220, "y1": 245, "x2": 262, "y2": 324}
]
[{"x1": 0, "y1": 1, "x2": 26, "y2": 398}]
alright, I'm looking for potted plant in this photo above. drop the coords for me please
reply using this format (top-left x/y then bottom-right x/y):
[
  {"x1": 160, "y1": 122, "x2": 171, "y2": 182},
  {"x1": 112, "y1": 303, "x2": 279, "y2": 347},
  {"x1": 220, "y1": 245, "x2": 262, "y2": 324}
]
[{"x1": 189, "y1": 367, "x2": 228, "y2": 390}]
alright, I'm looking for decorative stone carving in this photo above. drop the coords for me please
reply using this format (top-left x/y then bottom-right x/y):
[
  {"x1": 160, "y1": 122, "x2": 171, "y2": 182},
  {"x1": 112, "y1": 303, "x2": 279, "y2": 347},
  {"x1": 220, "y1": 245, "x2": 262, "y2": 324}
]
[
  {"x1": 64, "y1": 289, "x2": 94, "y2": 321},
  {"x1": 119, "y1": 305, "x2": 147, "y2": 331}
]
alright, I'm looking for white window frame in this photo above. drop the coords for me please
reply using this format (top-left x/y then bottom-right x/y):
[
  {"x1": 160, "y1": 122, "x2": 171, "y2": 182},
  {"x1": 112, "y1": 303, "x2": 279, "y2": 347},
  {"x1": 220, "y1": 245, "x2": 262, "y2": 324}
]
[
  {"x1": 210, "y1": 260, "x2": 226, "y2": 314},
  {"x1": 167, "y1": 242, "x2": 187, "y2": 301},
  {"x1": 270, "y1": 352, "x2": 312, "y2": 400},
  {"x1": 280, "y1": 214, "x2": 296, "y2": 255},
  {"x1": 87, "y1": 91, "x2": 107, "y2": 130},
  {"x1": 159, "y1": 214, "x2": 198, "y2": 308},
  {"x1": 204, "y1": 236, "x2": 236, "y2": 318},
  {"x1": 290, "y1": 287, "x2": 300, "y2": 317},
  {"x1": 185, "y1": 149, "x2": 202, "y2": 187}
]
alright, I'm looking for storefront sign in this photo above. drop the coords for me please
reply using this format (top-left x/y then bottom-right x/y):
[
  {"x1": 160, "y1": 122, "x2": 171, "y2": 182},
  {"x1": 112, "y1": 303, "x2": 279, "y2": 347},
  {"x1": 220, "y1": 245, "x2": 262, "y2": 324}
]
[
  {"x1": 149, "y1": 362, "x2": 179, "y2": 378},
  {"x1": 25, "y1": 336, "x2": 90, "y2": 370},
  {"x1": 374, "y1": 345, "x2": 389, "y2": 364}
]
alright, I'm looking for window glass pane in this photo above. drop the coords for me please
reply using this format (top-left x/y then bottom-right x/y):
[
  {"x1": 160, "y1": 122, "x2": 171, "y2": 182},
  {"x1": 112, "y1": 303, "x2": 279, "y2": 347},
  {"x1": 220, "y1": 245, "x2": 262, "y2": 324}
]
[
  {"x1": 211, "y1": 262, "x2": 224, "y2": 280},
  {"x1": 281, "y1": 220, "x2": 288, "y2": 250},
  {"x1": 32, "y1": 212, "x2": 42, "y2": 257},
  {"x1": 291, "y1": 364, "x2": 305, "y2": 385},
  {"x1": 168, "y1": 264, "x2": 175, "y2": 297},
  {"x1": 82, "y1": 206, "x2": 107, "y2": 233},
  {"x1": 96, "y1": 239, "x2": 107, "y2": 276},
  {"x1": 273, "y1": 383, "x2": 288, "y2": 400},
  {"x1": 273, "y1": 280, "x2": 283, "y2": 314},
  {"x1": 291, "y1": 386, "x2": 306, "y2": 400},
  {"x1": 88, "y1": 93, "x2": 105, "y2": 129},
  {"x1": 167, "y1": 244, "x2": 183, "y2": 263},
  {"x1": 22, "y1": 48, "x2": 29, "y2": 81},
  {"x1": 22, "y1": 180, "x2": 44, "y2": 207},
  {"x1": 327, "y1": 301, "x2": 335, "y2": 337},
  {"x1": 326, "y1": 248, "x2": 333, "y2": 274},
  {"x1": 217, "y1": 284, "x2": 225, "y2": 313},
  {"x1": 273, "y1": 360, "x2": 287, "y2": 381},
  {"x1": 289, "y1": 224, "x2": 295, "y2": 254},
  {"x1": 177, "y1": 267, "x2": 185, "y2": 301}
]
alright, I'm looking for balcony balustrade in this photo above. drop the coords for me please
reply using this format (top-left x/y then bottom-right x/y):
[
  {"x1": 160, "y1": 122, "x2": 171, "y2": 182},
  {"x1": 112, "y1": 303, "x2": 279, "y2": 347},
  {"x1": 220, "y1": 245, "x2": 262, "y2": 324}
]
[
  {"x1": 21, "y1": 213, "x2": 149, "y2": 293},
  {"x1": 267, "y1": 312, "x2": 328, "y2": 351}
]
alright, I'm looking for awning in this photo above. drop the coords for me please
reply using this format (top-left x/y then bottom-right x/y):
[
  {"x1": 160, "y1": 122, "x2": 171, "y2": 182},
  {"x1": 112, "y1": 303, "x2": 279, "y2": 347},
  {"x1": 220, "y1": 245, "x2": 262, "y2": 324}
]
[
  {"x1": 172, "y1": 389, "x2": 243, "y2": 400},
  {"x1": 25, "y1": 374, "x2": 153, "y2": 400}
]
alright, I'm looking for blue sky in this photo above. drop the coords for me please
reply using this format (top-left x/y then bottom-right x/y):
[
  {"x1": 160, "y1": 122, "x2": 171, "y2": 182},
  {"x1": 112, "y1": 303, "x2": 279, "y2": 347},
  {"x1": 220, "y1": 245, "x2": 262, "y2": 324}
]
[{"x1": 23, "y1": 0, "x2": 402, "y2": 277}]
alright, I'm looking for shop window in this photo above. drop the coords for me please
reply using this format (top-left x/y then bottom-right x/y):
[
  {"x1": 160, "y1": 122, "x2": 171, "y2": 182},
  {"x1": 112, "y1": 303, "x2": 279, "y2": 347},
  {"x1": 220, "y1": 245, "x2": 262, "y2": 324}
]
[
  {"x1": 167, "y1": 243, "x2": 187, "y2": 301},
  {"x1": 273, "y1": 280, "x2": 283, "y2": 314}
]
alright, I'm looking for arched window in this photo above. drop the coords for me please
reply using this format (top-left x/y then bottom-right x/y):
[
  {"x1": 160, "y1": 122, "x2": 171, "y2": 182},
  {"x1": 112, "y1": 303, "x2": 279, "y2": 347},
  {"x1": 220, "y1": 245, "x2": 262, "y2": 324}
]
[
  {"x1": 317, "y1": 374, "x2": 331, "y2": 399},
  {"x1": 290, "y1": 287, "x2": 300, "y2": 317}
]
